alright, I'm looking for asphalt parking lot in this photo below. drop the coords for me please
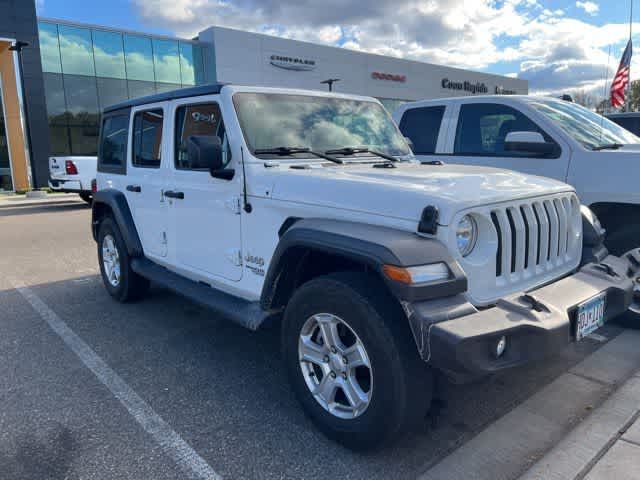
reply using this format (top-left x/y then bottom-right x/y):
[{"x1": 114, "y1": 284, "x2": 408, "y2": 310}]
[{"x1": 0, "y1": 197, "x2": 631, "y2": 480}]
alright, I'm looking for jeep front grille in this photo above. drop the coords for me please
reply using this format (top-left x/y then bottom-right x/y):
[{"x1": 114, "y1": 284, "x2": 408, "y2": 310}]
[
  {"x1": 455, "y1": 193, "x2": 582, "y2": 306},
  {"x1": 490, "y1": 194, "x2": 580, "y2": 284}
]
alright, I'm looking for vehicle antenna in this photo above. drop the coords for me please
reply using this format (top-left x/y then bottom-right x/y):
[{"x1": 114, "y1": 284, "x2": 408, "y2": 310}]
[
  {"x1": 241, "y1": 146, "x2": 252, "y2": 213},
  {"x1": 600, "y1": 44, "x2": 612, "y2": 143}
]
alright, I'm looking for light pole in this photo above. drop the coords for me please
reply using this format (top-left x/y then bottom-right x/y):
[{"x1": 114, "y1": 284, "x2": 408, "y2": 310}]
[
  {"x1": 9, "y1": 41, "x2": 36, "y2": 189},
  {"x1": 320, "y1": 78, "x2": 340, "y2": 92}
]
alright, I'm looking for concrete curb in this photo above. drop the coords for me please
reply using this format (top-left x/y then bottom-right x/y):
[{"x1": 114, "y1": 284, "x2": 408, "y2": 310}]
[
  {"x1": 419, "y1": 330, "x2": 640, "y2": 480},
  {"x1": 519, "y1": 369, "x2": 640, "y2": 480},
  {"x1": 0, "y1": 193, "x2": 84, "y2": 208}
]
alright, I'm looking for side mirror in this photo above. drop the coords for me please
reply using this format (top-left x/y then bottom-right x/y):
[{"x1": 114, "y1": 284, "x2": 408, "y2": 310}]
[
  {"x1": 504, "y1": 131, "x2": 557, "y2": 156},
  {"x1": 187, "y1": 135, "x2": 234, "y2": 179}
]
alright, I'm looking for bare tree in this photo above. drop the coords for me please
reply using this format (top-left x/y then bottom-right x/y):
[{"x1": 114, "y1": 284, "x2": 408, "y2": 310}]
[{"x1": 572, "y1": 89, "x2": 596, "y2": 109}]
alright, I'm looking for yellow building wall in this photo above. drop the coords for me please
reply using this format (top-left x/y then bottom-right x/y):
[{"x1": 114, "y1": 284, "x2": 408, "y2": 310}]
[{"x1": 0, "y1": 42, "x2": 30, "y2": 191}]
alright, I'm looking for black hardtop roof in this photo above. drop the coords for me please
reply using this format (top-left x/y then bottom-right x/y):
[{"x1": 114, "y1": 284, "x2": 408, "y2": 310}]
[{"x1": 103, "y1": 83, "x2": 227, "y2": 113}]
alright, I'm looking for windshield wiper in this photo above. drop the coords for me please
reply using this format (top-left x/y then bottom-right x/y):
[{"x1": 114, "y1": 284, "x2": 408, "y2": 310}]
[
  {"x1": 324, "y1": 147, "x2": 399, "y2": 162},
  {"x1": 592, "y1": 143, "x2": 624, "y2": 151},
  {"x1": 253, "y1": 146, "x2": 343, "y2": 164}
]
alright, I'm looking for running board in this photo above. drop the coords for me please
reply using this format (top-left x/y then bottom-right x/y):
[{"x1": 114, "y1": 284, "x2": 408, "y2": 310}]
[{"x1": 131, "y1": 258, "x2": 267, "y2": 330}]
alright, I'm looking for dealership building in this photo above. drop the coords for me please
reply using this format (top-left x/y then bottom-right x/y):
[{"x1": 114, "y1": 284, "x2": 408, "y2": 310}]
[{"x1": 0, "y1": 0, "x2": 528, "y2": 192}]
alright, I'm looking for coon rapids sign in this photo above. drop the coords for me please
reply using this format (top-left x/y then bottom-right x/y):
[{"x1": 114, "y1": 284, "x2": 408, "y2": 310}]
[{"x1": 441, "y1": 78, "x2": 489, "y2": 94}]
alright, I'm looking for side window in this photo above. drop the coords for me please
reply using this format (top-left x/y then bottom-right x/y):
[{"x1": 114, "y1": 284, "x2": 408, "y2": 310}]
[
  {"x1": 98, "y1": 113, "x2": 129, "y2": 173},
  {"x1": 174, "y1": 103, "x2": 231, "y2": 170},
  {"x1": 454, "y1": 103, "x2": 553, "y2": 157},
  {"x1": 132, "y1": 109, "x2": 163, "y2": 168},
  {"x1": 398, "y1": 106, "x2": 445, "y2": 154}
]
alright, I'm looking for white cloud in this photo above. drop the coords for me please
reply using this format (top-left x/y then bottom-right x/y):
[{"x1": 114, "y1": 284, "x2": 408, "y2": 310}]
[
  {"x1": 131, "y1": 0, "x2": 633, "y2": 99},
  {"x1": 576, "y1": 1, "x2": 599, "y2": 16}
]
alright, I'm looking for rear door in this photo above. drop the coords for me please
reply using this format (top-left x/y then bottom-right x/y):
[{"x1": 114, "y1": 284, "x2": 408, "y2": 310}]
[
  {"x1": 166, "y1": 97, "x2": 242, "y2": 282},
  {"x1": 444, "y1": 102, "x2": 570, "y2": 181},
  {"x1": 397, "y1": 104, "x2": 449, "y2": 160},
  {"x1": 124, "y1": 103, "x2": 170, "y2": 261}
]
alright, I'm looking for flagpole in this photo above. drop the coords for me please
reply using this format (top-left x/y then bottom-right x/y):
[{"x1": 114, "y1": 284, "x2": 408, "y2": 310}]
[{"x1": 626, "y1": 0, "x2": 633, "y2": 111}]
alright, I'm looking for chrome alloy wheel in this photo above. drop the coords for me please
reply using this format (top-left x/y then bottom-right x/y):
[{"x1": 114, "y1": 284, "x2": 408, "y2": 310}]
[
  {"x1": 102, "y1": 234, "x2": 121, "y2": 287},
  {"x1": 298, "y1": 313, "x2": 373, "y2": 419}
]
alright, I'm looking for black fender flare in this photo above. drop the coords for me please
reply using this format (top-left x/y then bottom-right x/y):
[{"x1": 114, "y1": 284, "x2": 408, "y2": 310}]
[
  {"x1": 260, "y1": 218, "x2": 467, "y2": 310},
  {"x1": 91, "y1": 189, "x2": 144, "y2": 257}
]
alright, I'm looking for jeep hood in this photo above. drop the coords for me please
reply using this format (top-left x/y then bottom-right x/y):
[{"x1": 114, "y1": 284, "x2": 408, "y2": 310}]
[{"x1": 266, "y1": 162, "x2": 574, "y2": 226}]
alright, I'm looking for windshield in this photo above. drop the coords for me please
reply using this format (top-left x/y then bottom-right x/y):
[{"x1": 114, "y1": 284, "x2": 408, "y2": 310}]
[
  {"x1": 233, "y1": 93, "x2": 412, "y2": 158},
  {"x1": 529, "y1": 99, "x2": 640, "y2": 149}
]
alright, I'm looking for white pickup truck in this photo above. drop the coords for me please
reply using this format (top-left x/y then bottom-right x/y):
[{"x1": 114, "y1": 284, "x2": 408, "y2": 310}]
[
  {"x1": 49, "y1": 155, "x2": 97, "y2": 203},
  {"x1": 394, "y1": 96, "x2": 640, "y2": 255}
]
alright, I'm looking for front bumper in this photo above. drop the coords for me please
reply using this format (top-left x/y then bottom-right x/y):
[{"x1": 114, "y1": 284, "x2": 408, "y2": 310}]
[{"x1": 407, "y1": 250, "x2": 640, "y2": 382}]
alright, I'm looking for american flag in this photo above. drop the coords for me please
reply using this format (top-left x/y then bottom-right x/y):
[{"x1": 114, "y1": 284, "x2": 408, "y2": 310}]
[{"x1": 611, "y1": 39, "x2": 633, "y2": 108}]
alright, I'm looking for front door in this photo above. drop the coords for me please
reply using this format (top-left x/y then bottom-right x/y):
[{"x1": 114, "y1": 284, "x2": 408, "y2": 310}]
[
  {"x1": 0, "y1": 79, "x2": 13, "y2": 191},
  {"x1": 167, "y1": 98, "x2": 242, "y2": 282},
  {"x1": 125, "y1": 104, "x2": 170, "y2": 260},
  {"x1": 447, "y1": 102, "x2": 570, "y2": 182}
]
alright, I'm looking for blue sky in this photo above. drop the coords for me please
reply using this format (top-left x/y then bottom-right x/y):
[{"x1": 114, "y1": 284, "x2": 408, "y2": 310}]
[{"x1": 36, "y1": 0, "x2": 639, "y2": 99}]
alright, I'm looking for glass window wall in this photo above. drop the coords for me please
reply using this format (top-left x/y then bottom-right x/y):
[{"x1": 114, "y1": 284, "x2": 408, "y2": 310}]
[
  {"x1": 58, "y1": 25, "x2": 95, "y2": 76},
  {"x1": 124, "y1": 34, "x2": 155, "y2": 81},
  {"x1": 153, "y1": 39, "x2": 181, "y2": 84},
  {"x1": 38, "y1": 22, "x2": 62, "y2": 74},
  {"x1": 92, "y1": 30, "x2": 126, "y2": 79},
  {"x1": 39, "y1": 21, "x2": 207, "y2": 158}
]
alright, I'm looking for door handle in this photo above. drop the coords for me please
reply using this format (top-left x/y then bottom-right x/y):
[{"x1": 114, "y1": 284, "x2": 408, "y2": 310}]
[
  {"x1": 126, "y1": 184, "x2": 141, "y2": 193},
  {"x1": 164, "y1": 190, "x2": 184, "y2": 200}
]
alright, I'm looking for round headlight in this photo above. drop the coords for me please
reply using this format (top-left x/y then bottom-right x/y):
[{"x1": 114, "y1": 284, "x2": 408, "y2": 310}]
[{"x1": 456, "y1": 215, "x2": 478, "y2": 257}]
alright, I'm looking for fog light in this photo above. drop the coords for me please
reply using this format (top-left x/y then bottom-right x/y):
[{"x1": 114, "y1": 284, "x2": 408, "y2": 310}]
[{"x1": 495, "y1": 336, "x2": 507, "y2": 358}]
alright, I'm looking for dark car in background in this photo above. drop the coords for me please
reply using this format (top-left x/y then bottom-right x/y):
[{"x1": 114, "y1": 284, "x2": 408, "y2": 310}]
[{"x1": 606, "y1": 112, "x2": 640, "y2": 136}]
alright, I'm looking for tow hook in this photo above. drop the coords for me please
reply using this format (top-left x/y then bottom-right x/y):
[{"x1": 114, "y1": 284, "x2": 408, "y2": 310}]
[
  {"x1": 593, "y1": 262, "x2": 618, "y2": 278},
  {"x1": 521, "y1": 294, "x2": 550, "y2": 313}
]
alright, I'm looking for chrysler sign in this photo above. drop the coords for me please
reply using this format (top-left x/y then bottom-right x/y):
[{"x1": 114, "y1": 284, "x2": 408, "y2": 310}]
[{"x1": 270, "y1": 54, "x2": 316, "y2": 71}]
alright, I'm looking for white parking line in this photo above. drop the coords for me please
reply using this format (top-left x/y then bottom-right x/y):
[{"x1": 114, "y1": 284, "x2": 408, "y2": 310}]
[{"x1": 12, "y1": 282, "x2": 222, "y2": 480}]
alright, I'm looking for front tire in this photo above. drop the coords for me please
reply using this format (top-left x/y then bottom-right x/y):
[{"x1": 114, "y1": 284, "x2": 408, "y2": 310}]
[
  {"x1": 282, "y1": 272, "x2": 432, "y2": 450},
  {"x1": 605, "y1": 224, "x2": 640, "y2": 256},
  {"x1": 98, "y1": 217, "x2": 149, "y2": 302}
]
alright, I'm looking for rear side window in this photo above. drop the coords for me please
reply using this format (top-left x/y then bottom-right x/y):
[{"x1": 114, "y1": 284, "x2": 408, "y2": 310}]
[
  {"x1": 398, "y1": 106, "x2": 445, "y2": 154},
  {"x1": 98, "y1": 113, "x2": 129, "y2": 174},
  {"x1": 454, "y1": 103, "x2": 553, "y2": 157},
  {"x1": 132, "y1": 109, "x2": 164, "y2": 168},
  {"x1": 174, "y1": 102, "x2": 231, "y2": 170}
]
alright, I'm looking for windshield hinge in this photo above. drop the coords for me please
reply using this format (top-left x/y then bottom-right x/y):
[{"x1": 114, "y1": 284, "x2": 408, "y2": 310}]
[
  {"x1": 226, "y1": 196, "x2": 242, "y2": 215},
  {"x1": 226, "y1": 248, "x2": 243, "y2": 267}
]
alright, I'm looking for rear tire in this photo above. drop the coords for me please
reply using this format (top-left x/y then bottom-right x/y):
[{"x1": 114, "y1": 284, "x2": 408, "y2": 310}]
[
  {"x1": 282, "y1": 272, "x2": 433, "y2": 450},
  {"x1": 79, "y1": 192, "x2": 92, "y2": 205},
  {"x1": 98, "y1": 217, "x2": 149, "y2": 302}
]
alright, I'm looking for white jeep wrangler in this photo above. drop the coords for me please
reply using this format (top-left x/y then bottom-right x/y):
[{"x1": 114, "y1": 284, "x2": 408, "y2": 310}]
[{"x1": 92, "y1": 84, "x2": 640, "y2": 450}]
